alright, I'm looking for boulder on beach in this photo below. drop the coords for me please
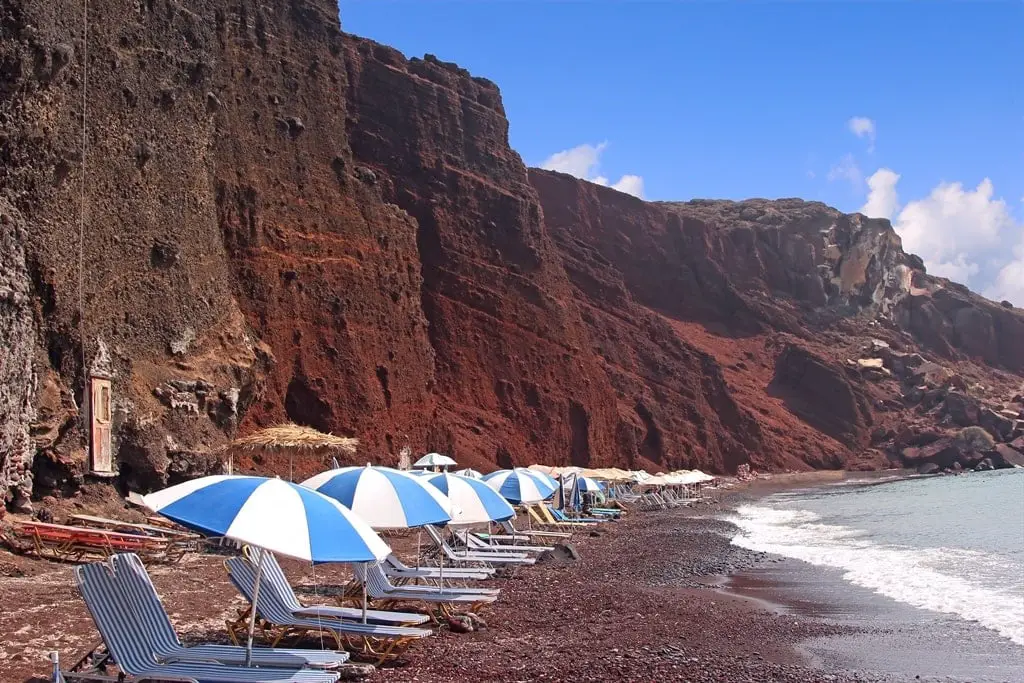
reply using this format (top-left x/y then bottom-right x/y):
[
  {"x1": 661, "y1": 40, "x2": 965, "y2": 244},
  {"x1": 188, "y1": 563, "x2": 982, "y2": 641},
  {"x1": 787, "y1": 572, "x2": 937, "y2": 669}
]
[
  {"x1": 537, "y1": 542, "x2": 581, "y2": 565},
  {"x1": 987, "y1": 444, "x2": 1024, "y2": 469},
  {"x1": 917, "y1": 462, "x2": 940, "y2": 475}
]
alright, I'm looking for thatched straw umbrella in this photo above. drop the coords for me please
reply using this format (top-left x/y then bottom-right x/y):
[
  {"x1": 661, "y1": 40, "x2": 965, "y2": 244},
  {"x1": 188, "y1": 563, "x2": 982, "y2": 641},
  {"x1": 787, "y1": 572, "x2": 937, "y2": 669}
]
[{"x1": 221, "y1": 423, "x2": 359, "y2": 481}]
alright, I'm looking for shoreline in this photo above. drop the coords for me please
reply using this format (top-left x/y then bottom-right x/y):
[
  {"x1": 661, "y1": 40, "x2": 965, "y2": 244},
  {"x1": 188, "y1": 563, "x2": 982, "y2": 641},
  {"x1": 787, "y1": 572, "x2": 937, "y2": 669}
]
[
  {"x1": 718, "y1": 473, "x2": 1024, "y2": 683},
  {"x1": 0, "y1": 486, "x2": 884, "y2": 683},
  {"x1": 2, "y1": 471, "x2": 1011, "y2": 682}
]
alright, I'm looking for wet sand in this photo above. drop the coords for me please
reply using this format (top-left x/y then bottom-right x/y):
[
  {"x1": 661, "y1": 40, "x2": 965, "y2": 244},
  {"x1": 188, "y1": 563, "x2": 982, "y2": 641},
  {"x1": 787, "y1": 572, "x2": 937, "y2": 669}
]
[{"x1": 722, "y1": 554, "x2": 1024, "y2": 682}]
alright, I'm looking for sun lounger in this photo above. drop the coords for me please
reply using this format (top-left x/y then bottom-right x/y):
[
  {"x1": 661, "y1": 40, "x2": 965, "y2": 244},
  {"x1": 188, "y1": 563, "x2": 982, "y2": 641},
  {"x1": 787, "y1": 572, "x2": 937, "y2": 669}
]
[
  {"x1": 423, "y1": 525, "x2": 535, "y2": 566},
  {"x1": 67, "y1": 561, "x2": 340, "y2": 683},
  {"x1": 499, "y1": 519, "x2": 570, "y2": 541},
  {"x1": 354, "y1": 561, "x2": 498, "y2": 597},
  {"x1": 527, "y1": 505, "x2": 586, "y2": 531},
  {"x1": 583, "y1": 505, "x2": 623, "y2": 517},
  {"x1": 538, "y1": 505, "x2": 594, "y2": 527},
  {"x1": 472, "y1": 531, "x2": 549, "y2": 546},
  {"x1": 71, "y1": 514, "x2": 201, "y2": 540},
  {"x1": 242, "y1": 548, "x2": 430, "y2": 626},
  {"x1": 462, "y1": 533, "x2": 548, "y2": 554},
  {"x1": 547, "y1": 506, "x2": 604, "y2": 524},
  {"x1": 383, "y1": 553, "x2": 494, "y2": 582},
  {"x1": 225, "y1": 557, "x2": 433, "y2": 665},
  {"x1": 2, "y1": 520, "x2": 190, "y2": 564},
  {"x1": 106, "y1": 553, "x2": 349, "y2": 670},
  {"x1": 350, "y1": 563, "x2": 498, "y2": 619}
]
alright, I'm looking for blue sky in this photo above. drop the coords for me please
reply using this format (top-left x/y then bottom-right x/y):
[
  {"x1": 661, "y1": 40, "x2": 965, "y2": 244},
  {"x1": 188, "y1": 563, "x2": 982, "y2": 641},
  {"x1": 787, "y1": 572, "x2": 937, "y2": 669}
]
[{"x1": 339, "y1": 1, "x2": 1024, "y2": 304}]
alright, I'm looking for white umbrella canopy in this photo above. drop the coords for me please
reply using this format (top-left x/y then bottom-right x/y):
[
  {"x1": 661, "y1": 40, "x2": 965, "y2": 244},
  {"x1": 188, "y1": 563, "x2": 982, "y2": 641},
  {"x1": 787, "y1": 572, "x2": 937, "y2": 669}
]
[
  {"x1": 413, "y1": 452, "x2": 457, "y2": 469},
  {"x1": 454, "y1": 468, "x2": 483, "y2": 479}
]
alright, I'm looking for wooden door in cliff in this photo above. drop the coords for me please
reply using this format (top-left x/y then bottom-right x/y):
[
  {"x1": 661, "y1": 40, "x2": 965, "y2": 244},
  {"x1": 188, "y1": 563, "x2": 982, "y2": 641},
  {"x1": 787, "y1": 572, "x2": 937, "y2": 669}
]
[{"x1": 90, "y1": 377, "x2": 113, "y2": 474}]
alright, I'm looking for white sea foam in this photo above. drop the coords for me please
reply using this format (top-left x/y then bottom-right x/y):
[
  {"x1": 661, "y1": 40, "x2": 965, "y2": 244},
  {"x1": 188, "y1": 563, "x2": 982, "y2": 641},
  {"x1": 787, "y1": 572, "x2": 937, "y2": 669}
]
[{"x1": 729, "y1": 504, "x2": 1024, "y2": 646}]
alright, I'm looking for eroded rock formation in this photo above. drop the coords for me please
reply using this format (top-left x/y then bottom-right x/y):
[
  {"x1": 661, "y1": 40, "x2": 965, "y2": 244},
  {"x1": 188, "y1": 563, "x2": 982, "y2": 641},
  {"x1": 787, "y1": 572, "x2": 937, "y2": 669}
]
[
  {"x1": 0, "y1": 0, "x2": 1021, "y2": 505},
  {"x1": 0, "y1": 200, "x2": 37, "y2": 510}
]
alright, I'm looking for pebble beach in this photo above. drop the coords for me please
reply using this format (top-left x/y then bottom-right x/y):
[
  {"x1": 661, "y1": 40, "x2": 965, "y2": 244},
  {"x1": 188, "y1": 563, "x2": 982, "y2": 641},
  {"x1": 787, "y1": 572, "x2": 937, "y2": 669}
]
[{"x1": 0, "y1": 483, "x2": 902, "y2": 683}]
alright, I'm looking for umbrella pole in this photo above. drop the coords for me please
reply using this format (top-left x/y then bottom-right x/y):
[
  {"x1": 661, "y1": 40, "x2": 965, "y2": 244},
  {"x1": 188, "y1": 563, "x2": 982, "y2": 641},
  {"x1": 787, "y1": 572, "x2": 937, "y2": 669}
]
[
  {"x1": 361, "y1": 562, "x2": 368, "y2": 624},
  {"x1": 438, "y1": 528, "x2": 444, "y2": 590},
  {"x1": 245, "y1": 550, "x2": 267, "y2": 667}
]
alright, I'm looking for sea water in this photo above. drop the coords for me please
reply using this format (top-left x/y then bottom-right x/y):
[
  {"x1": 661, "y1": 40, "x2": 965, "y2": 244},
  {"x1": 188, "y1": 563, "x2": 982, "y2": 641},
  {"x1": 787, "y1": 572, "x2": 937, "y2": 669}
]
[{"x1": 729, "y1": 469, "x2": 1024, "y2": 647}]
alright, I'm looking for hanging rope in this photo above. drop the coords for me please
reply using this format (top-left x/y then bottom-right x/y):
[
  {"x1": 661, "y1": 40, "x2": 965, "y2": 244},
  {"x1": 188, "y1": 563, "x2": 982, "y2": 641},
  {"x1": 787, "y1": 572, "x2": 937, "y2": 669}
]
[{"x1": 78, "y1": 0, "x2": 89, "y2": 387}]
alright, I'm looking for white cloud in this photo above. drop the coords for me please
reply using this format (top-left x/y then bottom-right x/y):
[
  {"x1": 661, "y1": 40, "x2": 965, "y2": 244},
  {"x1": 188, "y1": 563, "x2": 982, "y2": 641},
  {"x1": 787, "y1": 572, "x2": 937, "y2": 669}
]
[
  {"x1": 984, "y1": 244, "x2": 1024, "y2": 306},
  {"x1": 541, "y1": 142, "x2": 608, "y2": 178},
  {"x1": 611, "y1": 174, "x2": 645, "y2": 198},
  {"x1": 877, "y1": 175, "x2": 1024, "y2": 305},
  {"x1": 848, "y1": 116, "x2": 876, "y2": 152},
  {"x1": 540, "y1": 142, "x2": 645, "y2": 198},
  {"x1": 827, "y1": 153, "x2": 863, "y2": 191},
  {"x1": 860, "y1": 168, "x2": 900, "y2": 220}
]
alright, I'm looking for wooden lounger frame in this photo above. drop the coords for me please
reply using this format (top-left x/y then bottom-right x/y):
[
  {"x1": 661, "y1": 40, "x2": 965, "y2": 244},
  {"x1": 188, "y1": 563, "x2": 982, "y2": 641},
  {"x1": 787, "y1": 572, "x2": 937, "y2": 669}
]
[{"x1": 223, "y1": 603, "x2": 421, "y2": 666}]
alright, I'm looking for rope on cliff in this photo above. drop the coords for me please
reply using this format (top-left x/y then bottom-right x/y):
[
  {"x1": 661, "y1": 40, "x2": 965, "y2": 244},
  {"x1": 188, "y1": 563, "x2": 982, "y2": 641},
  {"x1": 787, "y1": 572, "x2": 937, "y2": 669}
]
[{"x1": 78, "y1": 0, "x2": 89, "y2": 384}]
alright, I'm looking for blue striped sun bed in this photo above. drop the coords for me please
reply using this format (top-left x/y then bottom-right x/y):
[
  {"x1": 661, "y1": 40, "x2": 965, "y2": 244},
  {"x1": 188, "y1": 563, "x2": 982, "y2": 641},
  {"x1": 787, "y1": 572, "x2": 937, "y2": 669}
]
[
  {"x1": 242, "y1": 548, "x2": 430, "y2": 626},
  {"x1": 108, "y1": 552, "x2": 349, "y2": 669},
  {"x1": 71, "y1": 561, "x2": 339, "y2": 683},
  {"x1": 225, "y1": 556, "x2": 433, "y2": 665}
]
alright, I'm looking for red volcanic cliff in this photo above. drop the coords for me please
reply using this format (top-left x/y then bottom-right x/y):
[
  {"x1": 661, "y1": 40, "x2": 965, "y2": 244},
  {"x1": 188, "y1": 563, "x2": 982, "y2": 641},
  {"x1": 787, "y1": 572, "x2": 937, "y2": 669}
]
[{"x1": 0, "y1": 0, "x2": 1021, "y2": 506}]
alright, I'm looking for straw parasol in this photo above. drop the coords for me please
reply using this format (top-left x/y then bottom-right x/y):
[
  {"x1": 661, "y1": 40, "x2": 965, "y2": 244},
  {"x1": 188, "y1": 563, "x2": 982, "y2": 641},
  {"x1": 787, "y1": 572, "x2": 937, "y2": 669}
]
[{"x1": 221, "y1": 423, "x2": 359, "y2": 481}]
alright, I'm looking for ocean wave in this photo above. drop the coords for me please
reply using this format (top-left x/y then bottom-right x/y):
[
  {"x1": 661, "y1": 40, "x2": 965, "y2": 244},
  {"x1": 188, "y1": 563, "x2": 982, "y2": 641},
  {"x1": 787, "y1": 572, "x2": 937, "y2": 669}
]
[{"x1": 728, "y1": 504, "x2": 1024, "y2": 646}]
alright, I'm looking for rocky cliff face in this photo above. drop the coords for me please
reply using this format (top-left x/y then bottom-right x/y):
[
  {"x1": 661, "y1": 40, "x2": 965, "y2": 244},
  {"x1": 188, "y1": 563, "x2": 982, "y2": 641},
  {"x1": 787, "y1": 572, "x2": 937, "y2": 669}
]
[
  {"x1": 1, "y1": 0, "x2": 1021, "y2": 507},
  {"x1": 531, "y1": 170, "x2": 1023, "y2": 473},
  {"x1": 0, "y1": 199, "x2": 36, "y2": 510}
]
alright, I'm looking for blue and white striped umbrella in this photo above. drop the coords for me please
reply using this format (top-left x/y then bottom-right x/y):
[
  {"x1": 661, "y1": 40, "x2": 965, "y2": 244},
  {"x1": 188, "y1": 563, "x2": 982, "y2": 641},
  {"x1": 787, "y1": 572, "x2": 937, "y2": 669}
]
[
  {"x1": 482, "y1": 467, "x2": 558, "y2": 504},
  {"x1": 141, "y1": 475, "x2": 390, "y2": 563},
  {"x1": 455, "y1": 468, "x2": 483, "y2": 480},
  {"x1": 423, "y1": 473, "x2": 516, "y2": 524},
  {"x1": 302, "y1": 465, "x2": 454, "y2": 529},
  {"x1": 564, "y1": 475, "x2": 604, "y2": 493},
  {"x1": 143, "y1": 475, "x2": 391, "y2": 667},
  {"x1": 530, "y1": 470, "x2": 559, "y2": 491}
]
